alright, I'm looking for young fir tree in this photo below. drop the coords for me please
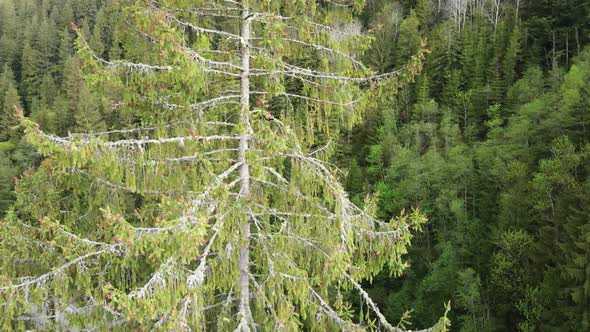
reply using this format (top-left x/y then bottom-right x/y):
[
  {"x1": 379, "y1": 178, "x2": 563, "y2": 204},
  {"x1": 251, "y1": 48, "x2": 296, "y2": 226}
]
[{"x1": 0, "y1": 0, "x2": 448, "y2": 330}]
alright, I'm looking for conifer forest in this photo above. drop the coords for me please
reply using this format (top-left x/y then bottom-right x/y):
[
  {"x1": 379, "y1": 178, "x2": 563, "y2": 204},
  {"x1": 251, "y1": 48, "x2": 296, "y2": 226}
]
[{"x1": 0, "y1": 0, "x2": 589, "y2": 330}]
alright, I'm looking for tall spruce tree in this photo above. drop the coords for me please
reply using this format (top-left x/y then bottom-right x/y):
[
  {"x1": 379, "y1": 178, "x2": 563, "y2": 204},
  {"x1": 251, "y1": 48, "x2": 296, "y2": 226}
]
[{"x1": 0, "y1": 0, "x2": 448, "y2": 330}]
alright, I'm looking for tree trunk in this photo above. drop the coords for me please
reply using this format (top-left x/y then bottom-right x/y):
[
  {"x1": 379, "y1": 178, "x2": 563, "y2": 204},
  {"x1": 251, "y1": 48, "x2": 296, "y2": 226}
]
[{"x1": 237, "y1": 2, "x2": 253, "y2": 330}]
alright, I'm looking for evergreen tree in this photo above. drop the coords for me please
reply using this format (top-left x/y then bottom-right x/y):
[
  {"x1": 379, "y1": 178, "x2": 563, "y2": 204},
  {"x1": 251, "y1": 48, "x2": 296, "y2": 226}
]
[
  {"x1": 396, "y1": 12, "x2": 422, "y2": 66},
  {"x1": 57, "y1": 27, "x2": 74, "y2": 71},
  {"x1": 20, "y1": 41, "x2": 42, "y2": 109},
  {"x1": 455, "y1": 268, "x2": 492, "y2": 332},
  {"x1": 0, "y1": 0, "x2": 18, "y2": 69},
  {"x1": 0, "y1": 66, "x2": 21, "y2": 141},
  {"x1": 0, "y1": 84, "x2": 21, "y2": 141},
  {"x1": 489, "y1": 230, "x2": 534, "y2": 329},
  {"x1": 0, "y1": 0, "x2": 589, "y2": 329},
  {"x1": 345, "y1": 158, "x2": 365, "y2": 206},
  {"x1": 561, "y1": 202, "x2": 590, "y2": 330},
  {"x1": 415, "y1": 0, "x2": 432, "y2": 28},
  {"x1": 502, "y1": 25, "x2": 521, "y2": 92},
  {"x1": 364, "y1": 3, "x2": 400, "y2": 73},
  {"x1": 0, "y1": 0, "x2": 447, "y2": 330},
  {"x1": 73, "y1": 84, "x2": 106, "y2": 133}
]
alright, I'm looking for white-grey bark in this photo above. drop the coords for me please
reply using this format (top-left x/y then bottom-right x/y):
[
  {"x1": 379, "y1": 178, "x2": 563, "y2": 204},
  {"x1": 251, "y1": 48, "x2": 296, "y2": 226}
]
[
  {"x1": 237, "y1": 2, "x2": 253, "y2": 331},
  {"x1": 483, "y1": 0, "x2": 504, "y2": 32},
  {"x1": 446, "y1": 0, "x2": 469, "y2": 30}
]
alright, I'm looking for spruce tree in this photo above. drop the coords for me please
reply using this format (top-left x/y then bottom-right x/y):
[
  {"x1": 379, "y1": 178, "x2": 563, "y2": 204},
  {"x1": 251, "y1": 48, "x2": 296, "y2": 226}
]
[
  {"x1": 502, "y1": 25, "x2": 521, "y2": 92},
  {"x1": 396, "y1": 12, "x2": 422, "y2": 67},
  {"x1": 0, "y1": 0, "x2": 448, "y2": 331},
  {"x1": 0, "y1": 67, "x2": 21, "y2": 141},
  {"x1": 0, "y1": 145, "x2": 15, "y2": 216},
  {"x1": 414, "y1": 0, "x2": 432, "y2": 29},
  {"x1": 20, "y1": 40, "x2": 42, "y2": 109},
  {"x1": 562, "y1": 203, "x2": 590, "y2": 330}
]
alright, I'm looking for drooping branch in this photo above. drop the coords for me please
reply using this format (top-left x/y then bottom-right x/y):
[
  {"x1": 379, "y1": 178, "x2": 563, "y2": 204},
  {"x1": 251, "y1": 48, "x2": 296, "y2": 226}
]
[
  {"x1": 254, "y1": 90, "x2": 360, "y2": 107},
  {"x1": 181, "y1": 46, "x2": 242, "y2": 71},
  {"x1": 251, "y1": 13, "x2": 360, "y2": 38},
  {"x1": 148, "y1": 2, "x2": 242, "y2": 41},
  {"x1": 281, "y1": 38, "x2": 366, "y2": 68},
  {"x1": 140, "y1": 94, "x2": 241, "y2": 114},
  {"x1": 279, "y1": 61, "x2": 403, "y2": 82},
  {"x1": 187, "y1": 205, "x2": 236, "y2": 289},
  {"x1": 70, "y1": 158, "x2": 243, "y2": 198},
  {"x1": 250, "y1": 277, "x2": 284, "y2": 329},
  {"x1": 344, "y1": 273, "x2": 444, "y2": 332},
  {"x1": 150, "y1": 0, "x2": 241, "y2": 17},
  {"x1": 41, "y1": 133, "x2": 243, "y2": 150},
  {"x1": 163, "y1": 149, "x2": 239, "y2": 163},
  {"x1": 0, "y1": 245, "x2": 123, "y2": 292},
  {"x1": 104, "y1": 134, "x2": 242, "y2": 147},
  {"x1": 129, "y1": 258, "x2": 179, "y2": 299},
  {"x1": 53, "y1": 226, "x2": 112, "y2": 248},
  {"x1": 71, "y1": 168, "x2": 195, "y2": 196},
  {"x1": 94, "y1": 37, "x2": 241, "y2": 77},
  {"x1": 94, "y1": 57, "x2": 173, "y2": 72},
  {"x1": 66, "y1": 119, "x2": 236, "y2": 138},
  {"x1": 308, "y1": 287, "x2": 361, "y2": 329},
  {"x1": 250, "y1": 201, "x2": 335, "y2": 221}
]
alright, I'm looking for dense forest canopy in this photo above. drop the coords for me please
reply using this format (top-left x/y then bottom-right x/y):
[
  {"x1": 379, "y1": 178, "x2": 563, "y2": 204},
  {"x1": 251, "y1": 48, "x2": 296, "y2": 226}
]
[{"x1": 0, "y1": 0, "x2": 589, "y2": 330}]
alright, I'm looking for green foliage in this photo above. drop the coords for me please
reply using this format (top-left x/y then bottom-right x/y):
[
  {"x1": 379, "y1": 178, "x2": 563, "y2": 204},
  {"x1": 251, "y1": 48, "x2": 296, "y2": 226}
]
[
  {"x1": 0, "y1": 0, "x2": 114, "y2": 216},
  {"x1": 1, "y1": 0, "x2": 590, "y2": 329},
  {"x1": 489, "y1": 230, "x2": 534, "y2": 323},
  {"x1": 455, "y1": 268, "x2": 492, "y2": 332},
  {"x1": 516, "y1": 287, "x2": 545, "y2": 332},
  {"x1": 0, "y1": 142, "x2": 16, "y2": 215},
  {"x1": 396, "y1": 12, "x2": 422, "y2": 66},
  {"x1": 338, "y1": 2, "x2": 590, "y2": 330},
  {"x1": 364, "y1": 1, "x2": 402, "y2": 72},
  {"x1": 345, "y1": 158, "x2": 365, "y2": 206},
  {"x1": 0, "y1": 0, "x2": 441, "y2": 330},
  {"x1": 0, "y1": 71, "x2": 20, "y2": 141},
  {"x1": 414, "y1": 0, "x2": 432, "y2": 28}
]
